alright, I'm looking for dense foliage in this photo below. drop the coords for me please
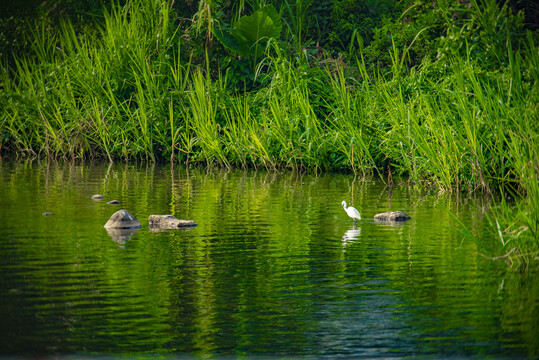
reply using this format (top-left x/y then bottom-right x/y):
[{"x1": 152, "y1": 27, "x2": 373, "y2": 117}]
[{"x1": 0, "y1": 0, "x2": 538, "y2": 269}]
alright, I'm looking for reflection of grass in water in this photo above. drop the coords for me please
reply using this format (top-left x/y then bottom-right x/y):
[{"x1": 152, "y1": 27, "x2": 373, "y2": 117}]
[
  {"x1": 449, "y1": 169, "x2": 538, "y2": 271},
  {"x1": 1, "y1": 160, "x2": 537, "y2": 355}
]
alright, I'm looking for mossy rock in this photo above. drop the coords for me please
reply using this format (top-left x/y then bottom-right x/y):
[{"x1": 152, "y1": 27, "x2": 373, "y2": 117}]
[{"x1": 374, "y1": 211, "x2": 411, "y2": 222}]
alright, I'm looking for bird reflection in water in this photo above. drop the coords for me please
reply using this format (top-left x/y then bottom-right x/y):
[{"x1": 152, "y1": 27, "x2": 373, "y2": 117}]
[{"x1": 342, "y1": 227, "x2": 361, "y2": 247}]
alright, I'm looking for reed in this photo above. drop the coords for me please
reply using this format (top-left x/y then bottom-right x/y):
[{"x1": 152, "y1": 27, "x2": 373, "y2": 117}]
[
  {"x1": 325, "y1": 63, "x2": 377, "y2": 175},
  {"x1": 187, "y1": 70, "x2": 229, "y2": 168}
]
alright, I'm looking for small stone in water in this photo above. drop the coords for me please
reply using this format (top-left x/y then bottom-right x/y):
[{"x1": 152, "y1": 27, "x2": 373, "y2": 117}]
[
  {"x1": 91, "y1": 194, "x2": 104, "y2": 200},
  {"x1": 107, "y1": 200, "x2": 120, "y2": 205},
  {"x1": 42, "y1": 212, "x2": 53, "y2": 216}
]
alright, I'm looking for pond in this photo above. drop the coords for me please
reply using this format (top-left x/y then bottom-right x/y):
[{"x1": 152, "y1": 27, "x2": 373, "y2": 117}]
[{"x1": 0, "y1": 160, "x2": 537, "y2": 359}]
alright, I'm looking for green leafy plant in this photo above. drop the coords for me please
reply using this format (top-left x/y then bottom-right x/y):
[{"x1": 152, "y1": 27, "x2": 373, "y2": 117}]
[{"x1": 213, "y1": 4, "x2": 282, "y2": 58}]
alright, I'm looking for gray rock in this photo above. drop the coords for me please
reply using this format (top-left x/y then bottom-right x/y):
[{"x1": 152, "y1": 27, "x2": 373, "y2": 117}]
[
  {"x1": 374, "y1": 211, "x2": 411, "y2": 222},
  {"x1": 91, "y1": 194, "x2": 104, "y2": 200},
  {"x1": 148, "y1": 215, "x2": 197, "y2": 229},
  {"x1": 104, "y1": 209, "x2": 141, "y2": 229},
  {"x1": 107, "y1": 200, "x2": 120, "y2": 204},
  {"x1": 42, "y1": 212, "x2": 53, "y2": 216}
]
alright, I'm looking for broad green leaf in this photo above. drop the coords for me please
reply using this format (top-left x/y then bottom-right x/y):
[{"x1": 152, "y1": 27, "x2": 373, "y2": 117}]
[
  {"x1": 213, "y1": 26, "x2": 241, "y2": 53},
  {"x1": 234, "y1": 4, "x2": 281, "y2": 43},
  {"x1": 212, "y1": 4, "x2": 281, "y2": 57}
]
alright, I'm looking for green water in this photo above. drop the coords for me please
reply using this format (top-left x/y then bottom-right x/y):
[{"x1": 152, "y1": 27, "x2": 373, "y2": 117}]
[{"x1": 0, "y1": 160, "x2": 537, "y2": 359}]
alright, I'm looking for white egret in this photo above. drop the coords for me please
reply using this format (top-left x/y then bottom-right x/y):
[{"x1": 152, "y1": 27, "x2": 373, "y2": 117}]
[{"x1": 341, "y1": 200, "x2": 361, "y2": 223}]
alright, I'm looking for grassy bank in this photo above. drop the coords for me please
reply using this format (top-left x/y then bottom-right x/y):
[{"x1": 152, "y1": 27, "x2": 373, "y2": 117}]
[{"x1": 1, "y1": 0, "x2": 538, "y2": 269}]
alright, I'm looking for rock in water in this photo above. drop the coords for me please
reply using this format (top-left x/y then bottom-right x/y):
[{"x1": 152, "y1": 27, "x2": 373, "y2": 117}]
[
  {"x1": 104, "y1": 209, "x2": 141, "y2": 229},
  {"x1": 148, "y1": 215, "x2": 197, "y2": 229},
  {"x1": 92, "y1": 194, "x2": 104, "y2": 200},
  {"x1": 107, "y1": 200, "x2": 120, "y2": 204},
  {"x1": 374, "y1": 211, "x2": 411, "y2": 222}
]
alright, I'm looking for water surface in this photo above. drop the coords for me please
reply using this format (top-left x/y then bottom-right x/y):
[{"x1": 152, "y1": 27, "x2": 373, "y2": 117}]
[{"x1": 0, "y1": 160, "x2": 537, "y2": 359}]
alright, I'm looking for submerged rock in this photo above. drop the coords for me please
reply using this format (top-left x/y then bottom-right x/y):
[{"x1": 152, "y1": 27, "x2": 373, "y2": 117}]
[
  {"x1": 107, "y1": 200, "x2": 120, "y2": 205},
  {"x1": 91, "y1": 194, "x2": 104, "y2": 200},
  {"x1": 374, "y1": 211, "x2": 411, "y2": 222},
  {"x1": 104, "y1": 209, "x2": 141, "y2": 229},
  {"x1": 42, "y1": 212, "x2": 53, "y2": 216},
  {"x1": 148, "y1": 215, "x2": 197, "y2": 229}
]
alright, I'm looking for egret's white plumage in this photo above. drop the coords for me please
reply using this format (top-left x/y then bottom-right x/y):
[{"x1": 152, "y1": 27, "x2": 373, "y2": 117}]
[{"x1": 341, "y1": 200, "x2": 361, "y2": 223}]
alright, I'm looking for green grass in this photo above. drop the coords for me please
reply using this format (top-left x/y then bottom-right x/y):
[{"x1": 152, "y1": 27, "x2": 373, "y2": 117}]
[{"x1": 0, "y1": 0, "x2": 538, "y2": 269}]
